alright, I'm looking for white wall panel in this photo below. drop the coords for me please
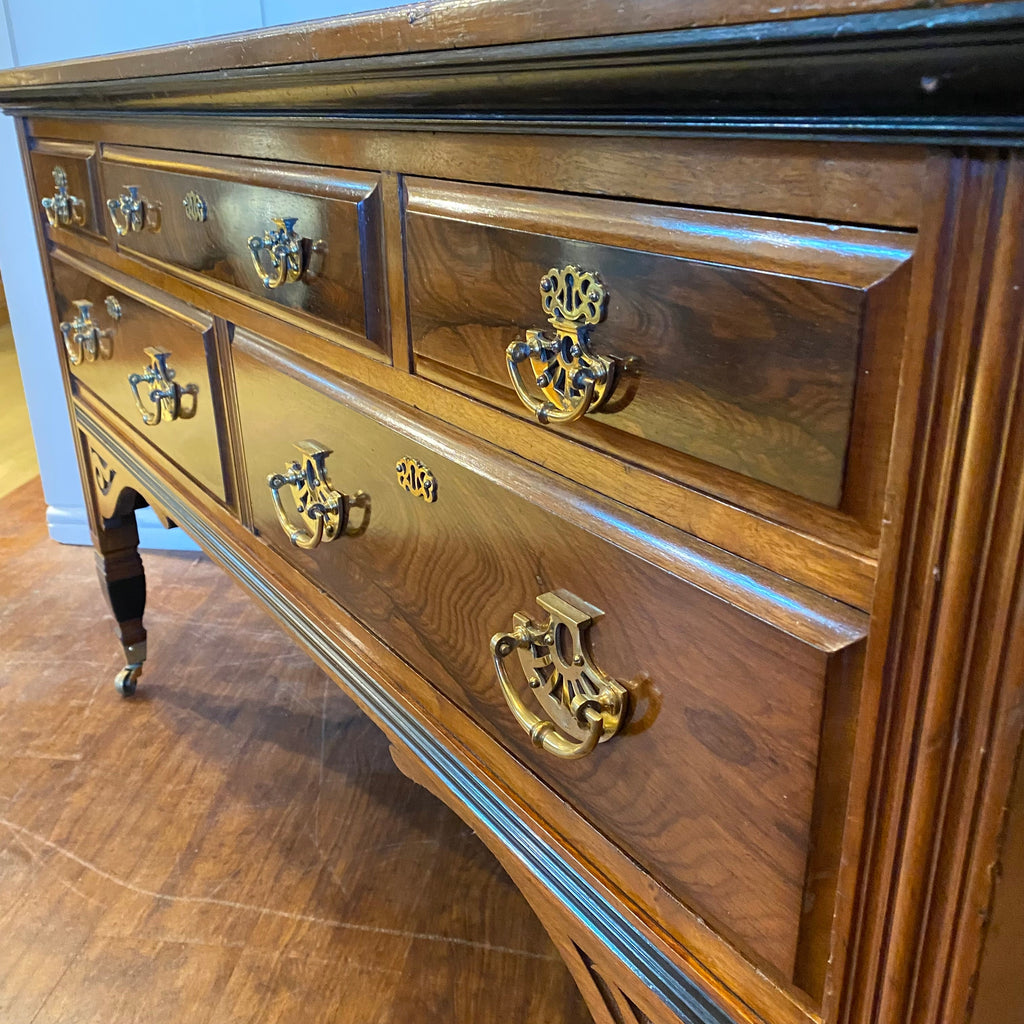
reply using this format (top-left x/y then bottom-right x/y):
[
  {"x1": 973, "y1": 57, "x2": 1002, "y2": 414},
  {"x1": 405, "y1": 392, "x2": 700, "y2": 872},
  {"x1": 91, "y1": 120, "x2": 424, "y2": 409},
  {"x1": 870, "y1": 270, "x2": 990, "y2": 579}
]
[{"x1": 5, "y1": 0, "x2": 261, "y2": 66}]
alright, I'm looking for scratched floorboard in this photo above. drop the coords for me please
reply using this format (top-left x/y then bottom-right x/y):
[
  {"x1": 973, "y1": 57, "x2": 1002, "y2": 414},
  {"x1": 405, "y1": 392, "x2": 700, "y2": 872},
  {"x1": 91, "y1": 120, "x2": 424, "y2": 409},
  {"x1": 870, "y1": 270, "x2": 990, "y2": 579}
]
[{"x1": 0, "y1": 478, "x2": 590, "y2": 1024}]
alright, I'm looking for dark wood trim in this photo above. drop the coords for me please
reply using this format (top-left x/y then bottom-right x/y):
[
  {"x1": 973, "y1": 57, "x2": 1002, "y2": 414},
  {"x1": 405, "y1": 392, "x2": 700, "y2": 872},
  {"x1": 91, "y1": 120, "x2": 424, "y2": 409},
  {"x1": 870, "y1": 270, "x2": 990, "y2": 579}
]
[
  {"x1": 22, "y1": 109, "x2": 1024, "y2": 146},
  {"x1": 20, "y1": 110, "x2": 1024, "y2": 148},
  {"x1": 0, "y1": 0, "x2": 1004, "y2": 90},
  {"x1": 0, "y1": 4, "x2": 1022, "y2": 145}
]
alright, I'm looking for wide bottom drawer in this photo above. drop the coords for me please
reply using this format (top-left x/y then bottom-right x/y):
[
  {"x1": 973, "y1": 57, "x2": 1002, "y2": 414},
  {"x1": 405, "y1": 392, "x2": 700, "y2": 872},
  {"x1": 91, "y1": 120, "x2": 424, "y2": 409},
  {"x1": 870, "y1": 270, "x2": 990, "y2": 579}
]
[{"x1": 232, "y1": 328, "x2": 867, "y2": 992}]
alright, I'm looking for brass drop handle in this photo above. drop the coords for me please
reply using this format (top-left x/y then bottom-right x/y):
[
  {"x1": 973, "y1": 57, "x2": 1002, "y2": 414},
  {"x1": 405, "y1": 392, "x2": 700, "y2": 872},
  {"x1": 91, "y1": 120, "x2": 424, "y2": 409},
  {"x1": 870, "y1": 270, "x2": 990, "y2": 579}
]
[
  {"x1": 127, "y1": 347, "x2": 198, "y2": 426},
  {"x1": 267, "y1": 440, "x2": 370, "y2": 550},
  {"x1": 490, "y1": 590, "x2": 630, "y2": 761},
  {"x1": 41, "y1": 165, "x2": 86, "y2": 228},
  {"x1": 507, "y1": 265, "x2": 619, "y2": 425},
  {"x1": 59, "y1": 298, "x2": 118, "y2": 365},
  {"x1": 107, "y1": 186, "x2": 161, "y2": 236},
  {"x1": 247, "y1": 217, "x2": 325, "y2": 289}
]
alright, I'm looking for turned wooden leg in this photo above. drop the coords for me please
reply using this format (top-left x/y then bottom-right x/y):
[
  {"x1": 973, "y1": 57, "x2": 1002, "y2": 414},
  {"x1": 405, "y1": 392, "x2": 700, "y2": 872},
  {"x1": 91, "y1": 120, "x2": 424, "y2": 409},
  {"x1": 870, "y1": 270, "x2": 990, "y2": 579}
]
[{"x1": 93, "y1": 508, "x2": 147, "y2": 697}]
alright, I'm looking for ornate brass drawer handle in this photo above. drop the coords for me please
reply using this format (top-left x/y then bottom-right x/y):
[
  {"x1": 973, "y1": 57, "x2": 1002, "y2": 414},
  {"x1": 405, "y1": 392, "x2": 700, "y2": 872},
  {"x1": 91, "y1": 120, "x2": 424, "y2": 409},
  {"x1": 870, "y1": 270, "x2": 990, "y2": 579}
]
[
  {"x1": 507, "y1": 265, "x2": 620, "y2": 425},
  {"x1": 247, "y1": 217, "x2": 326, "y2": 289},
  {"x1": 41, "y1": 165, "x2": 86, "y2": 228},
  {"x1": 107, "y1": 186, "x2": 160, "y2": 236},
  {"x1": 127, "y1": 347, "x2": 198, "y2": 426},
  {"x1": 490, "y1": 590, "x2": 630, "y2": 760},
  {"x1": 59, "y1": 299, "x2": 116, "y2": 365},
  {"x1": 267, "y1": 440, "x2": 370, "y2": 550}
]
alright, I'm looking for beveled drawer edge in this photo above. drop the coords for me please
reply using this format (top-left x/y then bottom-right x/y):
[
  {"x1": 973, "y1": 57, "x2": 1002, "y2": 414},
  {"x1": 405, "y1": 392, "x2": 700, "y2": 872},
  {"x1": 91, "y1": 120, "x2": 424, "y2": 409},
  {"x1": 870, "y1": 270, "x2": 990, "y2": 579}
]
[
  {"x1": 122, "y1": 248, "x2": 389, "y2": 363},
  {"x1": 102, "y1": 143, "x2": 381, "y2": 201},
  {"x1": 50, "y1": 245, "x2": 214, "y2": 334},
  {"x1": 30, "y1": 136, "x2": 96, "y2": 160},
  {"x1": 235, "y1": 327, "x2": 869, "y2": 652},
  {"x1": 405, "y1": 177, "x2": 916, "y2": 288},
  {"x1": 74, "y1": 398, "x2": 751, "y2": 1024}
]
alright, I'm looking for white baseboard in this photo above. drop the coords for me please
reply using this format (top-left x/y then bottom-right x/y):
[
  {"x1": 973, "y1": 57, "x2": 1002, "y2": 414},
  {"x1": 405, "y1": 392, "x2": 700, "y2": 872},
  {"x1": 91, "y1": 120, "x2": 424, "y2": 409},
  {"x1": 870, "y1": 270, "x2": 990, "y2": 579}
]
[{"x1": 46, "y1": 503, "x2": 201, "y2": 552}]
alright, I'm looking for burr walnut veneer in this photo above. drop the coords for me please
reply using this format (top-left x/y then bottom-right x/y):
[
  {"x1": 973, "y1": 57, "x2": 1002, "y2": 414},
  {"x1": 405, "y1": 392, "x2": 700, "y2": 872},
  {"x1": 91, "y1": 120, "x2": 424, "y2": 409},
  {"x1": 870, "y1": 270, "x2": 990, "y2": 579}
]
[{"x1": 2, "y1": 4, "x2": 1023, "y2": 1023}]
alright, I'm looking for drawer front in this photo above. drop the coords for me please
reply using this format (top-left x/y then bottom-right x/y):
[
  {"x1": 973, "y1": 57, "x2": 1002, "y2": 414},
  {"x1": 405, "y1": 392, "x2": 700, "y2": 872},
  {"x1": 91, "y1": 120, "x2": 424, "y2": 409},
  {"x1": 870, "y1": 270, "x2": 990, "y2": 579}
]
[
  {"x1": 51, "y1": 253, "x2": 227, "y2": 502},
  {"x1": 98, "y1": 147, "x2": 386, "y2": 357},
  {"x1": 233, "y1": 329, "x2": 867, "y2": 989},
  {"x1": 30, "y1": 140, "x2": 103, "y2": 239},
  {"x1": 407, "y1": 179, "x2": 913, "y2": 511}
]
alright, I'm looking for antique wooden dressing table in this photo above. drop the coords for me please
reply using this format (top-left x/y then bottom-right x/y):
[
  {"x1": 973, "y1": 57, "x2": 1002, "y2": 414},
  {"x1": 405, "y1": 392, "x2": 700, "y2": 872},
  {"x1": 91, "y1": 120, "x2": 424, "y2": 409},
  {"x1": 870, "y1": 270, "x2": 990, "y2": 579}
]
[{"x1": 1, "y1": 3, "x2": 1022, "y2": 1021}]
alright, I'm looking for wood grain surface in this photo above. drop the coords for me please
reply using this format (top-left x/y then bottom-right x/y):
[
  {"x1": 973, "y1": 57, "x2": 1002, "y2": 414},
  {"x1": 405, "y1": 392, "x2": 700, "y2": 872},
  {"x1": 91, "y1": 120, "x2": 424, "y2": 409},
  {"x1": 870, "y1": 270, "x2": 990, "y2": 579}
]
[
  {"x1": 0, "y1": 0, "x2": 1000, "y2": 89},
  {"x1": 28, "y1": 140, "x2": 104, "y2": 240},
  {"x1": 406, "y1": 179, "x2": 913, "y2": 508},
  {"x1": 23, "y1": 116, "x2": 917, "y2": 607},
  {"x1": 232, "y1": 330, "x2": 866, "y2": 984},
  {"x1": 9, "y1": 11, "x2": 1024, "y2": 1022},
  {"x1": 49, "y1": 251, "x2": 228, "y2": 503},
  {"x1": 99, "y1": 147, "x2": 386, "y2": 358},
  {"x1": 31, "y1": 117, "x2": 927, "y2": 229},
  {"x1": 71, "y1": 390, "x2": 826, "y2": 1024},
  {"x1": 0, "y1": 477, "x2": 589, "y2": 1024},
  {"x1": 45, "y1": 213, "x2": 887, "y2": 607},
  {"x1": 837, "y1": 151, "x2": 1024, "y2": 1024},
  {"x1": 971, "y1": 750, "x2": 1024, "y2": 1024}
]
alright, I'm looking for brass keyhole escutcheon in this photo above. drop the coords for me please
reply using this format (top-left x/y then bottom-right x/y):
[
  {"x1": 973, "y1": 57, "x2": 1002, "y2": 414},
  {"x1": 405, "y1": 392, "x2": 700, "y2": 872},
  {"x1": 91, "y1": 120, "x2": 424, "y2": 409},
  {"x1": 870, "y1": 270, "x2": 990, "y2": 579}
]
[
  {"x1": 182, "y1": 190, "x2": 208, "y2": 223},
  {"x1": 395, "y1": 456, "x2": 437, "y2": 503}
]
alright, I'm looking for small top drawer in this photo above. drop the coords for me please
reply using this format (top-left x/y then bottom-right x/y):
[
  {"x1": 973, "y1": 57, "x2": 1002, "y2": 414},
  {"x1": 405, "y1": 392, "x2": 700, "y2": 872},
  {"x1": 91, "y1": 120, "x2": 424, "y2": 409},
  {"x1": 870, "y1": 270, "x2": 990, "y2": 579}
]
[
  {"x1": 406, "y1": 179, "x2": 914, "y2": 513},
  {"x1": 98, "y1": 147, "x2": 386, "y2": 358},
  {"x1": 29, "y1": 140, "x2": 104, "y2": 239},
  {"x1": 51, "y1": 251, "x2": 227, "y2": 502}
]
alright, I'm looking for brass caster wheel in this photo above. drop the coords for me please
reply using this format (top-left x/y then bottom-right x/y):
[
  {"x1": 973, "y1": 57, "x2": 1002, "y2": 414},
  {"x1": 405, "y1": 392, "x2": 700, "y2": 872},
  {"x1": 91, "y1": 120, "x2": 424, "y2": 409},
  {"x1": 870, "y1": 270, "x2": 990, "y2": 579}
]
[{"x1": 115, "y1": 663, "x2": 142, "y2": 697}]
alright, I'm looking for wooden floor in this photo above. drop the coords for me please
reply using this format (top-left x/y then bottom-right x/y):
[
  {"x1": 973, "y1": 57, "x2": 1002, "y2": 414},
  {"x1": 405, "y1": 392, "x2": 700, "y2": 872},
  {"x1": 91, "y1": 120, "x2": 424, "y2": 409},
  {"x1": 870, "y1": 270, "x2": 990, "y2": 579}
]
[
  {"x1": 0, "y1": 323, "x2": 40, "y2": 500},
  {"x1": 0, "y1": 478, "x2": 590, "y2": 1024}
]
